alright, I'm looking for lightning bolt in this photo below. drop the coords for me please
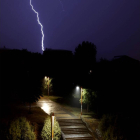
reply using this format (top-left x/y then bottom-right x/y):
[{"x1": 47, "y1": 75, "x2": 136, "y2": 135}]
[{"x1": 29, "y1": 0, "x2": 44, "y2": 52}]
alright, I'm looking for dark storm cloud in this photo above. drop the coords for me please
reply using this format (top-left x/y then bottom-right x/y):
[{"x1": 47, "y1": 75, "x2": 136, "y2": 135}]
[{"x1": 0, "y1": 0, "x2": 140, "y2": 60}]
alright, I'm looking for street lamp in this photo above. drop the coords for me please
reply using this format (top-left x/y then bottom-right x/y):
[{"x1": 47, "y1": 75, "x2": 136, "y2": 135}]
[
  {"x1": 48, "y1": 77, "x2": 49, "y2": 96},
  {"x1": 76, "y1": 86, "x2": 83, "y2": 115},
  {"x1": 81, "y1": 87, "x2": 83, "y2": 115},
  {"x1": 76, "y1": 86, "x2": 80, "y2": 90},
  {"x1": 45, "y1": 76, "x2": 49, "y2": 96}
]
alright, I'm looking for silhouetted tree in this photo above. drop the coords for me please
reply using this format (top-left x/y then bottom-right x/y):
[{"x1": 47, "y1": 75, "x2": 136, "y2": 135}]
[
  {"x1": 94, "y1": 55, "x2": 140, "y2": 116},
  {"x1": 43, "y1": 48, "x2": 74, "y2": 96},
  {"x1": 0, "y1": 49, "x2": 43, "y2": 111},
  {"x1": 74, "y1": 41, "x2": 97, "y2": 86}
]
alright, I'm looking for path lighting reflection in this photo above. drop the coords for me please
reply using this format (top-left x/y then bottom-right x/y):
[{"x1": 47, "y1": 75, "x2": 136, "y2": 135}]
[{"x1": 41, "y1": 103, "x2": 51, "y2": 114}]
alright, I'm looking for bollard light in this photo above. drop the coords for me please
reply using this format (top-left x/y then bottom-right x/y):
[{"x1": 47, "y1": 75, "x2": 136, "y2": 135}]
[{"x1": 51, "y1": 112, "x2": 54, "y2": 140}]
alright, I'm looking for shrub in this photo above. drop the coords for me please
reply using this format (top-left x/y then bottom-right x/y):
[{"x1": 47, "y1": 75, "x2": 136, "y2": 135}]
[
  {"x1": 99, "y1": 114, "x2": 140, "y2": 140},
  {"x1": 8, "y1": 117, "x2": 36, "y2": 140},
  {"x1": 98, "y1": 114, "x2": 123, "y2": 140},
  {"x1": 41, "y1": 116, "x2": 61, "y2": 140}
]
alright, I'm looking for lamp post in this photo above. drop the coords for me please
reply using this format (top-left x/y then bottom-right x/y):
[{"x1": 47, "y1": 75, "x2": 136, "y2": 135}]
[
  {"x1": 81, "y1": 87, "x2": 82, "y2": 115},
  {"x1": 45, "y1": 76, "x2": 49, "y2": 96},
  {"x1": 51, "y1": 112, "x2": 54, "y2": 140},
  {"x1": 48, "y1": 77, "x2": 49, "y2": 96},
  {"x1": 76, "y1": 86, "x2": 83, "y2": 116}
]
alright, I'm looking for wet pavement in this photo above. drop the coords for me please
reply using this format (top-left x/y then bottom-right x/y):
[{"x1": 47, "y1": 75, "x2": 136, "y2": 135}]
[{"x1": 36, "y1": 97, "x2": 93, "y2": 140}]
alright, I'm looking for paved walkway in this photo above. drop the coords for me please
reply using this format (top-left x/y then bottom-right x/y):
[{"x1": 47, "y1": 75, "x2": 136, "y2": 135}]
[{"x1": 37, "y1": 97, "x2": 93, "y2": 140}]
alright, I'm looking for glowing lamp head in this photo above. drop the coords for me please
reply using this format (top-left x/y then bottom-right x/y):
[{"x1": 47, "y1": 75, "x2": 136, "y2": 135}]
[{"x1": 76, "y1": 86, "x2": 80, "y2": 90}]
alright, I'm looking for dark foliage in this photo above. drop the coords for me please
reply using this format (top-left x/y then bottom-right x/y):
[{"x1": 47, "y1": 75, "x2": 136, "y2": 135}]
[
  {"x1": 1, "y1": 45, "x2": 140, "y2": 140},
  {"x1": 74, "y1": 41, "x2": 97, "y2": 86},
  {"x1": 43, "y1": 48, "x2": 74, "y2": 96},
  {"x1": 99, "y1": 113, "x2": 140, "y2": 140},
  {"x1": 0, "y1": 49, "x2": 43, "y2": 106},
  {"x1": 93, "y1": 55, "x2": 140, "y2": 117}
]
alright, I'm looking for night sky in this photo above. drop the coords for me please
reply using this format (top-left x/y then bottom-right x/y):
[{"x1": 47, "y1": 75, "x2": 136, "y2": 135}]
[{"x1": 0, "y1": 0, "x2": 140, "y2": 60}]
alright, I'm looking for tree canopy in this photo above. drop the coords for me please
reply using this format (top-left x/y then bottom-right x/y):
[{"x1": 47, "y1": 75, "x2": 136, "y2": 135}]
[
  {"x1": 74, "y1": 41, "x2": 97, "y2": 85},
  {"x1": 74, "y1": 41, "x2": 97, "y2": 67},
  {"x1": 42, "y1": 77, "x2": 53, "y2": 96}
]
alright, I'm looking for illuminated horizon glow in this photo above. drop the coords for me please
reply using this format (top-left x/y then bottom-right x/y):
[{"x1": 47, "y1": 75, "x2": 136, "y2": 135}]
[{"x1": 29, "y1": 0, "x2": 44, "y2": 52}]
